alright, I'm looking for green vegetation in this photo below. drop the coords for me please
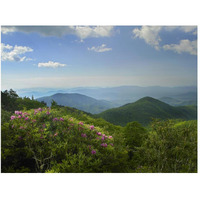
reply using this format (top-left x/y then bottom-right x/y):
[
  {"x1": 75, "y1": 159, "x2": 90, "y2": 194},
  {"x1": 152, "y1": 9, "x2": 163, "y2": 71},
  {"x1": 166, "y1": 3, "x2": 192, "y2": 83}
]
[
  {"x1": 96, "y1": 97, "x2": 197, "y2": 126},
  {"x1": 1, "y1": 90, "x2": 197, "y2": 173}
]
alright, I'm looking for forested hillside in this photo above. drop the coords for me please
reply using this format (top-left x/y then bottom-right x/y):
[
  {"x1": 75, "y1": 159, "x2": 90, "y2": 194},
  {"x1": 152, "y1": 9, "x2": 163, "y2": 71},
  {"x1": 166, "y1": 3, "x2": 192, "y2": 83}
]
[
  {"x1": 1, "y1": 90, "x2": 197, "y2": 173},
  {"x1": 96, "y1": 97, "x2": 197, "y2": 126}
]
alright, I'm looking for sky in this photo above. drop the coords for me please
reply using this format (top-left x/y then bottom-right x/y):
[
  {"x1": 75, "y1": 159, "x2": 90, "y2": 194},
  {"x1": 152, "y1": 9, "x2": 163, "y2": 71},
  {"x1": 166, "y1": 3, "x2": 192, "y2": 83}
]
[{"x1": 1, "y1": 26, "x2": 197, "y2": 90}]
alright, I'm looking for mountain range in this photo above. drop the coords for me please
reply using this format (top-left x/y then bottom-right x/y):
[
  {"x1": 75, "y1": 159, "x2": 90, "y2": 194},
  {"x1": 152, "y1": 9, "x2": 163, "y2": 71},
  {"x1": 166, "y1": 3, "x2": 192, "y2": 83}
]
[
  {"x1": 17, "y1": 86, "x2": 197, "y2": 106},
  {"x1": 96, "y1": 97, "x2": 197, "y2": 126},
  {"x1": 37, "y1": 93, "x2": 115, "y2": 114}
]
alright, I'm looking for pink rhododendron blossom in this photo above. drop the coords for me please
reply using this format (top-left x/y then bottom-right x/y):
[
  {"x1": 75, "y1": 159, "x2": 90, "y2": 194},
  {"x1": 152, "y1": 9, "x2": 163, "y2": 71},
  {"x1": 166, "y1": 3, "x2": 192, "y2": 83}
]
[
  {"x1": 105, "y1": 136, "x2": 108, "y2": 139},
  {"x1": 15, "y1": 111, "x2": 21, "y2": 115},
  {"x1": 10, "y1": 116, "x2": 16, "y2": 120},
  {"x1": 101, "y1": 136, "x2": 105, "y2": 140},
  {"x1": 18, "y1": 115, "x2": 22, "y2": 119},
  {"x1": 81, "y1": 133, "x2": 87, "y2": 138},
  {"x1": 54, "y1": 133, "x2": 58, "y2": 136},
  {"x1": 91, "y1": 150, "x2": 96, "y2": 154},
  {"x1": 60, "y1": 117, "x2": 64, "y2": 121},
  {"x1": 46, "y1": 111, "x2": 50, "y2": 115},
  {"x1": 102, "y1": 134, "x2": 105, "y2": 137},
  {"x1": 78, "y1": 122, "x2": 84, "y2": 125},
  {"x1": 96, "y1": 137, "x2": 100, "y2": 140},
  {"x1": 53, "y1": 118, "x2": 59, "y2": 121},
  {"x1": 90, "y1": 125, "x2": 95, "y2": 130},
  {"x1": 110, "y1": 143, "x2": 114, "y2": 146},
  {"x1": 19, "y1": 126, "x2": 24, "y2": 129},
  {"x1": 32, "y1": 119, "x2": 36, "y2": 123},
  {"x1": 25, "y1": 117, "x2": 29, "y2": 121},
  {"x1": 97, "y1": 132, "x2": 102, "y2": 136},
  {"x1": 109, "y1": 136, "x2": 113, "y2": 139},
  {"x1": 38, "y1": 108, "x2": 42, "y2": 111},
  {"x1": 101, "y1": 143, "x2": 108, "y2": 147}
]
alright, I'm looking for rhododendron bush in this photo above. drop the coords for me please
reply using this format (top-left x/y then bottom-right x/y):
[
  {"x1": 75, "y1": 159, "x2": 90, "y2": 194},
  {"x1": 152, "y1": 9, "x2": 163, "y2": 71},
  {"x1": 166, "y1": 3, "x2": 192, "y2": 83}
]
[{"x1": 1, "y1": 107, "x2": 123, "y2": 173}]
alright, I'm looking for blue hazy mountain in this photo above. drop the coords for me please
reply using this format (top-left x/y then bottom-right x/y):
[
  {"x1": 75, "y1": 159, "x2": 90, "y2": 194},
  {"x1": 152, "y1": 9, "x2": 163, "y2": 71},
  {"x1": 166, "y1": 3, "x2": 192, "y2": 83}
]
[
  {"x1": 18, "y1": 85, "x2": 197, "y2": 106},
  {"x1": 37, "y1": 93, "x2": 116, "y2": 114}
]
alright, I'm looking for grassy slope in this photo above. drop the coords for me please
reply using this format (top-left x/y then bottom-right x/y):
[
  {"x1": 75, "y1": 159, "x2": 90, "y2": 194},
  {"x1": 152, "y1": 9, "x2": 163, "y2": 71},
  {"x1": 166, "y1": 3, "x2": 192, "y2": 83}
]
[{"x1": 96, "y1": 97, "x2": 197, "y2": 126}]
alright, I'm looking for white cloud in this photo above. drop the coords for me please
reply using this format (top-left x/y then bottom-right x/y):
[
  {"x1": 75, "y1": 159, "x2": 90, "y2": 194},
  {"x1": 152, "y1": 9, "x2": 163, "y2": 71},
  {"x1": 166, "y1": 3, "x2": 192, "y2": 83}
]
[
  {"x1": 132, "y1": 26, "x2": 162, "y2": 50},
  {"x1": 38, "y1": 61, "x2": 66, "y2": 68},
  {"x1": 1, "y1": 26, "x2": 114, "y2": 40},
  {"x1": 163, "y1": 39, "x2": 197, "y2": 55},
  {"x1": 88, "y1": 44, "x2": 112, "y2": 52},
  {"x1": 164, "y1": 26, "x2": 197, "y2": 34},
  {"x1": 1, "y1": 43, "x2": 33, "y2": 62}
]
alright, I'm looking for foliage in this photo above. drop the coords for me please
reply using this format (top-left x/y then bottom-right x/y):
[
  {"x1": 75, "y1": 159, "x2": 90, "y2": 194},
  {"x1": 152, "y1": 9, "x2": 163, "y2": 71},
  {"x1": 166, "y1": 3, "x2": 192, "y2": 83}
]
[
  {"x1": 136, "y1": 119, "x2": 197, "y2": 173},
  {"x1": 1, "y1": 107, "x2": 128, "y2": 173},
  {"x1": 1, "y1": 90, "x2": 197, "y2": 173},
  {"x1": 96, "y1": 97, "x2": 197, "y2": 126}
]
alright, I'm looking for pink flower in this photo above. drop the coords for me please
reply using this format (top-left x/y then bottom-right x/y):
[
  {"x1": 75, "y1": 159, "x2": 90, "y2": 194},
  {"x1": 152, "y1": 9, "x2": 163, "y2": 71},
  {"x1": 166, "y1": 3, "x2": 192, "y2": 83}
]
[
  {"x1": 90, "y1": 125, "x2": 94, "y2": 130},
  {"x1": 101, "y1": 143, "x2": 108, "y2": 147},
  {"x1": 60, "y1": 117, "x2": 64, "y2": 121},
  {"x1": 53, "y1": 118, "x2": 59, "y2": 121},
  {"x1": 110, "y1": 143, "x2": 114, "y2": 146},
  {"x1": 78, "y1": 122, "x2": 84, "y2": 125},
  {"x1": 32, "y1": 119, "x2": 36, "y2": 123},
  {"x1": 109, "y1": 136, "x2": 113, "y2": 139},
  {"x1": 91, "y1": 150, "x2": 96, "y2": 154},
  {"x1": 42, "y1": 124, "x2": 46, "y2": 128},
  {"x1": 10, "y1": 116, "x2": 16, "y2": 120},
  {"x1": 19, "y1": 126, "x2": 24, "y2": 129},
  {"x1": 97, "y1": 132, "x2": 102, "y2": 136},
  {"x1": 81, "y1": 133, "x2": 87, "y2": 138},
  {"x1": 96, "y1": 137, "x2": 100, "y2": 140},
  {"x1": 40, "y1": 135, "x2": 44, "y2": 139},
  {"x1": 25, "y1": 117, "x2": 29, "y2": 121},
  {"x1": 15, "y1": 111, "x2": 20, "y2": 115},
  {"x1": 54, "y1": 133, "x2": 58, "y2": 137},
  {"x1": 18, "y1": 115, "x2": 22, "y2": 119},
  {"x1": 105, "y1": 136, "x2": 108, "y2": 139},
  {"x1": 46, "y1": 111, "x2": 50, "y2": 115},
  {"x1": 101, "y1": 136, "x2": 105, "y2": 140},
  {"x1": 69, "y1": 118, "x2": 73, "y2": 121},
  {"x1": 38, "y1": 108, "x2": 42, "y2": 111},
  {"x1": 12, "y1": 125, "x2": 15, "y2": 128},
  {"x1": 102, "y1": 134, "x2": 105, "y2": 137}
]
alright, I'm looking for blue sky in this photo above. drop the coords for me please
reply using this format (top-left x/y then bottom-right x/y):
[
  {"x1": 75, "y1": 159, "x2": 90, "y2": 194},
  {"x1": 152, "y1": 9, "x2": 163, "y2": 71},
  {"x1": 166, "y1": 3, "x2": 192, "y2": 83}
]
[{"x1": 1, "y1": 26, "x2": 197, "y2": 90}]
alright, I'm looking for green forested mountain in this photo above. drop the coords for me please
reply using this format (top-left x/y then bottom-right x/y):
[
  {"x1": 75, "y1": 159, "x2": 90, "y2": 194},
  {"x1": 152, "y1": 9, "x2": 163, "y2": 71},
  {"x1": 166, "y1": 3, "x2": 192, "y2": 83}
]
[
  {"x1": 96, "y1": 97, "x2": 197, "y2": 126},
  {"x1": 37, "y1": 93, "x2": 115, "y2": 114}
]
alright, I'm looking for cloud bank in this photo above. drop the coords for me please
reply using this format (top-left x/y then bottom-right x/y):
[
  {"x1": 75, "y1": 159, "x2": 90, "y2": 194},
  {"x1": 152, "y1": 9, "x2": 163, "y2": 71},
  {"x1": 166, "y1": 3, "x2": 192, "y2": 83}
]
[
  {"x1": 132, "y1": 26, "x2": 197, "y2": 55},
  {"x1": 1, "y1": 26, "x2": 114, "y2": 40},
  {"x1": 1, "y1": 43, "x2": 33, "y2": 62},
  {"x1": 163, "y1": 39, "x2": 197, "y2": 55}
]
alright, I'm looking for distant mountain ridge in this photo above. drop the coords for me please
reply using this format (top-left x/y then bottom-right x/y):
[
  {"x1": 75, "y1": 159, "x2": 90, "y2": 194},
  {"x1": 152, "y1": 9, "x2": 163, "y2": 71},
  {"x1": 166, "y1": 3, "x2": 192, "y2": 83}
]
[
  {"x1": 96, "y1": 97, "x2": 197, "y2": 126},
  {"x1": 37, "y1": 93, "x2": 116, "y2": 114},
  {"x1": 18, "y1": 85, "x2": 197, "y2": 106}
]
